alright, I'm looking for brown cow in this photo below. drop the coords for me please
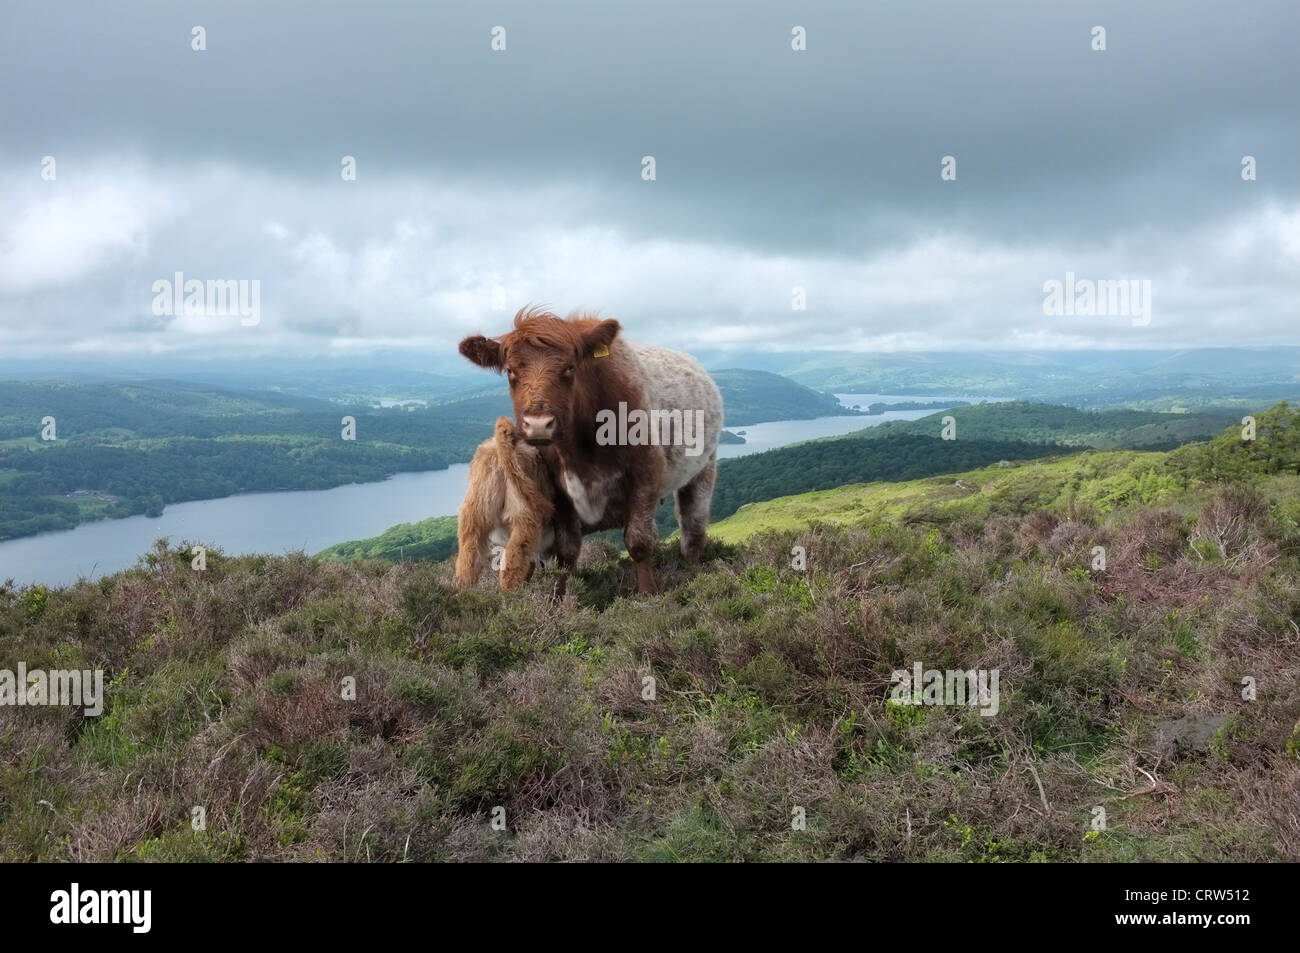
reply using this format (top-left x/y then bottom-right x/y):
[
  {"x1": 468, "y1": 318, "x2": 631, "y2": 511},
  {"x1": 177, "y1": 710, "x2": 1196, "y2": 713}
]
[
  {"x1": 459, "y1": 308, "x2": 723, "y2": 593},
  {"x1": 454, "y1": 416, "x2": 557, "y2": 589}
]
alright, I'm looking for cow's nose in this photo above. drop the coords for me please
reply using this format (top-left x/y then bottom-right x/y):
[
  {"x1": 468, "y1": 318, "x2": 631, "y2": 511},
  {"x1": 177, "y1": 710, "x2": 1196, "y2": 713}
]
[{"x1": 520, "y1": 414, "x2": 555, "y2": 443}]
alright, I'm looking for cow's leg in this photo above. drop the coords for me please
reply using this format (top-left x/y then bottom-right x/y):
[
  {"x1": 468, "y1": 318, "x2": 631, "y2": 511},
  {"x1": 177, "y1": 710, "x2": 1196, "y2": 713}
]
[
  {"x1": 676, "y1": 453, "x2": 716, "y2": 565},
  {"x1": 624, "y1": 481, "x2": 661, "y2": 595},
  {"x1": 550, "y1": 508, "x2": 582, "y2": 602}
]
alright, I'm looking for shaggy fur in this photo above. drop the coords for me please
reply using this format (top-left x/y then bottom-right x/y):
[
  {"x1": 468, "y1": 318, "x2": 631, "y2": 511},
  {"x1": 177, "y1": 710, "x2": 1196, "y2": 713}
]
[{"x1": 454, "y1": 416, "x2": 556, "y2": 589}]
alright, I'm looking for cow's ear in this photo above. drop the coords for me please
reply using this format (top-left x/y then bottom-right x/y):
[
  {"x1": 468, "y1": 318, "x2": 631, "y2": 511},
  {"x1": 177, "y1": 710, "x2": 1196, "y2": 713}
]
[
  {"x1": 459, "y1": 335, "x2": 503, "y2": 370},
  {"x1": 582, "y1": 319, "x2": 621, "y2": 359}
]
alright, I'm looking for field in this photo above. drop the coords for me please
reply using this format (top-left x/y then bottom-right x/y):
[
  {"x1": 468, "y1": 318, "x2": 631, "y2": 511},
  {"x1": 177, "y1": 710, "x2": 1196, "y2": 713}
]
[{"x1": 3, "y1": 409, "x2": 1297, "y2": 861}]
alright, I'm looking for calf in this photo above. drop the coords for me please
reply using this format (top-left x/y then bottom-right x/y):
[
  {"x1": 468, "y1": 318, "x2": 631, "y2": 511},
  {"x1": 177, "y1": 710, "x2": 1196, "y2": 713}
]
[
  {"x1": 459, "y1": 308, "x2": 723, "y2": 593},
  {"x1": 455, "y1": 416, "x2": 557, "y2": 589}
]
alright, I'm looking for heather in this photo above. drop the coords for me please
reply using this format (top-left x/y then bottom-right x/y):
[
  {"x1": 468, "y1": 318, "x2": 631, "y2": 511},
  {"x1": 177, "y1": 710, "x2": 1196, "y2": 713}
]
[{"x1": 3, "y1": 427, "x2": 1297, "y2": 860}]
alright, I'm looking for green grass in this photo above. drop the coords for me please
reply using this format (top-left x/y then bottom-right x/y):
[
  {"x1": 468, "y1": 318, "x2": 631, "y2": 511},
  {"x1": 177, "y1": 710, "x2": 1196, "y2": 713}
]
[
  {"x1": 317, "y1": 515, "x2": 461, "y2": 563},
  {"x1": 708, "y1": 450, "x2": 1165, "y2": 542}
]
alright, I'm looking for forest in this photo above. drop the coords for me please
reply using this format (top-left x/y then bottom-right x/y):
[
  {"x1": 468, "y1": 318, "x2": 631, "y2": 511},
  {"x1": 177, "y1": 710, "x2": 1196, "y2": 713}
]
[{"x1": 0, "y1": 382, "x2": 491, "y2": 539}]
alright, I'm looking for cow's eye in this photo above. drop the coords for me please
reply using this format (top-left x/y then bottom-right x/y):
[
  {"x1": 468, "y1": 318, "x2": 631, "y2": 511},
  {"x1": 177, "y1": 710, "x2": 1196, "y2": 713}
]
[
  {"x1": 562, "y1": 364, "x2": 575, "y2": 378},
  {"x1": 507, "y1": 370, "x2": 518, "y2": 386}
]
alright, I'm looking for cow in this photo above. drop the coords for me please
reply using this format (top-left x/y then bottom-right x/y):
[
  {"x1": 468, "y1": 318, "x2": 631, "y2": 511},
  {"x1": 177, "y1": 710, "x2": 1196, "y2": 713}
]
[
  {"x1": 458, "y1": 308, "x2": 723, "y2": 594},
  {"x1": 454, "y1": 415, "x2": 557, "y2": 589}
]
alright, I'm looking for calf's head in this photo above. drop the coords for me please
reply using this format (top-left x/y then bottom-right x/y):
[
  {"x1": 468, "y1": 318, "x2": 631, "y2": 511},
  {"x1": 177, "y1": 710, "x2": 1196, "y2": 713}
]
[{"x1": 459, "y1": 309, "x2": 621, "y2": 446}]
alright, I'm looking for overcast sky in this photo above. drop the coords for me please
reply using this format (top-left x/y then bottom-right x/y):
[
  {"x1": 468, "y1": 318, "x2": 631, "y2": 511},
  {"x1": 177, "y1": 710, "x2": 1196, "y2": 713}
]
[{"x1": 1, "y1": 0, "x2": 1296, "y2": 360}]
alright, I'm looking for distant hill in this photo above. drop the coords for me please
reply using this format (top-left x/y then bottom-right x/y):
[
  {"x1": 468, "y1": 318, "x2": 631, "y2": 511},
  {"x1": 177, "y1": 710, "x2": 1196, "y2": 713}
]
[
  {"x1": 776, "y1": 347, "x2": 1300, "y2": 408},
  {"x1": 833, "y1": 401, "x2": 1242, "y2": 450},
  {"x1": 430, "y1": 368, "x2": 855, "y2": 428},
  {"x1": 708, "y1": 369, "x2": 854, "y2": 426}
]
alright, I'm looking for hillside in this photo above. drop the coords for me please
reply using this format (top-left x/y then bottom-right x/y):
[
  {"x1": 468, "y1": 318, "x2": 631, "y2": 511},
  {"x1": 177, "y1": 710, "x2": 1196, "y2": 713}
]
[
  {"x1": 701, "y1": 434, "x2": 1065, "y2": 527},
  {"x1": 709, "y1": 451, "x2": 1161, "y2": 543},
  {"x1": 3, "y1": 404, "x2": 1298, "y2": 862},
  {"x1": 834, "y1": 401, "x2": 1244, "y2": 451},
  {"x1": 318, "y1": 516, "x2": 461, "y2": 564},
  {"x1": 715, "y1": 402, "x2": 1299, "y2": 543}
]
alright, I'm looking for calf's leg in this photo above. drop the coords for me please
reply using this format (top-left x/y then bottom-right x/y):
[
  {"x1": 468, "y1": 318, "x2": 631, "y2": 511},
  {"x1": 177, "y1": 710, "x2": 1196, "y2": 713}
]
[
  {"x1": 455, "y1": 505, "x2": 492, "y2": 587},
  {"x1": 499, "y1": 510, "x2": 544, "y2": 590}
]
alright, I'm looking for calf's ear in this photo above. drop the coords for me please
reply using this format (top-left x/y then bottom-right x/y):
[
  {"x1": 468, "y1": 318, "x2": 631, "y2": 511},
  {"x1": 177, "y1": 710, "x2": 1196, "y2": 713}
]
[
  {"x1": 582, "y1": 319, "x2": 621, "y2": 359},
  {"x1": 459, "y1": 335, "x2": 503, "y2": 370}
]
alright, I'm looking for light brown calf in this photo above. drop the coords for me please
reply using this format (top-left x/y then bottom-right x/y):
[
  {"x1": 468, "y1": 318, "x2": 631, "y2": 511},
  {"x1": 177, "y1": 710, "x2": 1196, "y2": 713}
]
[{"x1": 455, "y1": 416, "x2": 556, "y2": 589}]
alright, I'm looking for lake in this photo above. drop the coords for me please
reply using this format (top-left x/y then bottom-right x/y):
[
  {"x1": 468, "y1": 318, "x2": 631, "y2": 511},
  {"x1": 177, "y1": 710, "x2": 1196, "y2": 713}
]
[
  {"x1": 719, "y1": 393, "x2": 983, "y2": 458},
  {"x1": 0, "y1": 394, "x2": 980, "y2": 587}
]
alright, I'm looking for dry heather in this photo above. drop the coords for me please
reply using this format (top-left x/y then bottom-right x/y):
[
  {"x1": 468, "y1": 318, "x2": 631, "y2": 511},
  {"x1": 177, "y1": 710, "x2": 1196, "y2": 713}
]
[{"x1": 2, "y1": 477, "x2": 1298, "y2": 862}]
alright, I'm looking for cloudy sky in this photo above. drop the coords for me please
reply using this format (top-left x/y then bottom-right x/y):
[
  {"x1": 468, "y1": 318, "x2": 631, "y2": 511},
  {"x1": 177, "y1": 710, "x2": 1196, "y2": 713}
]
[{"x1": 1, "y1": 0, "x2": 1296, "y2": 360}]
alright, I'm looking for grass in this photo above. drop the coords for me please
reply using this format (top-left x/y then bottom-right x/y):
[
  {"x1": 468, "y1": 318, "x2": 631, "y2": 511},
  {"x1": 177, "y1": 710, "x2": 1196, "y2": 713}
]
[
  {"x1": 707, "y1": 450, "x2": 1178, "y2": 543},
  {"x1": 1, "y1": 453, "x2": 1298, "y2": 862}
]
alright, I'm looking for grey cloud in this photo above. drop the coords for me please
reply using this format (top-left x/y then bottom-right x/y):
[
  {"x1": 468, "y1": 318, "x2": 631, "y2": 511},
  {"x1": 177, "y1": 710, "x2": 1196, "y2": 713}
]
[{"x1": 0, "y1": 0, "x2": 1296, "y2": 356}]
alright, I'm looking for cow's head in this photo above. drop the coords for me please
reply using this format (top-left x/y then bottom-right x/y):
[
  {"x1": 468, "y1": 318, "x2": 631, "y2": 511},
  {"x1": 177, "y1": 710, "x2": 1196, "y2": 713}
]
[{"x1": 459, "y1": 308, "x2": 621, "y2": 446}]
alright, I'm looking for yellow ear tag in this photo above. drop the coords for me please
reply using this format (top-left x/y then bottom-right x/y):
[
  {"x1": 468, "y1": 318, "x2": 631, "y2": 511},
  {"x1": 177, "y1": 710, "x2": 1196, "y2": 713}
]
[{"x1": 593, "y1": 344, "x2": 610, "y2": 358}]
